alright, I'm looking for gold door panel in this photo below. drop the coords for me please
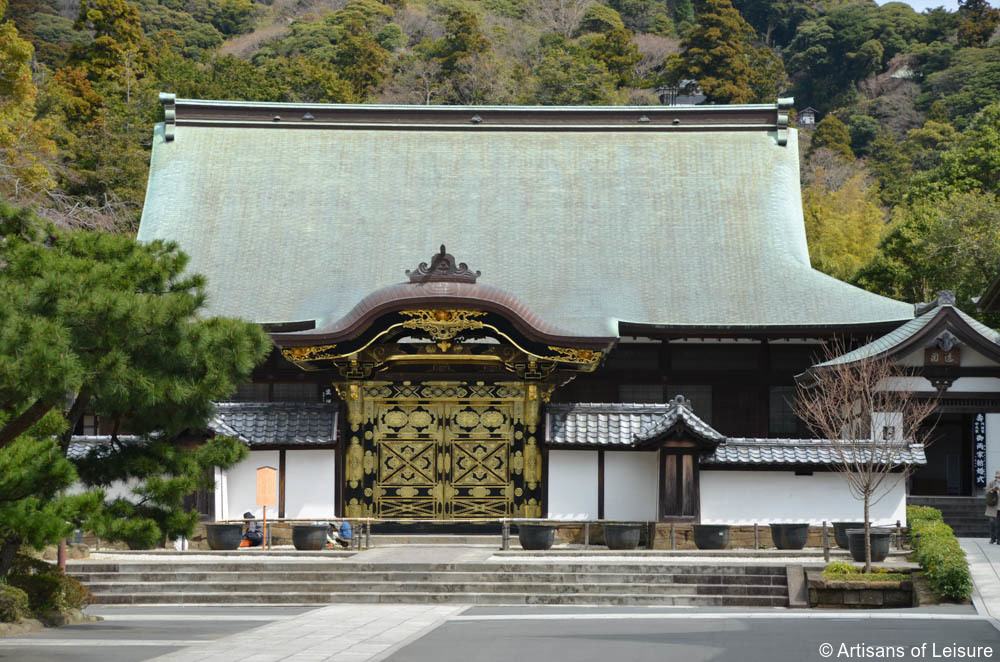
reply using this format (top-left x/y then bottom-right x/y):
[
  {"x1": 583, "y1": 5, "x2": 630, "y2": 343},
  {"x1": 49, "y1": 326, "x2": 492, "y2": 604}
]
[{"x1": 344, "y1": 382, "x2": 542, "y2": 519}]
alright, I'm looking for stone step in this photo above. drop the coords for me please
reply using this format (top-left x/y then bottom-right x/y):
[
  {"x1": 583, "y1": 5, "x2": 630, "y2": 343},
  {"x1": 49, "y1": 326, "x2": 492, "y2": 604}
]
[
  {"x1": 68, "y1": 562, "x2": 787, "y2": 575},
  {"x1": 69, "y1": 571, "x2": 786, "y2": 585},
  {"x1": 89, "y1": 591, "x2": 788, "y2": 607},
  {"x1": 81, "y1": 580, "x2": 788, "y2": 597}
]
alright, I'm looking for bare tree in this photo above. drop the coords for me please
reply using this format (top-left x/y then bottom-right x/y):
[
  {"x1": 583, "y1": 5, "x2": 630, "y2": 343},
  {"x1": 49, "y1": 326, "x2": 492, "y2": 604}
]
[
  {"x1": 527, "y1": 0, "x2": 595, "y2": 37},
  {"x1": 795, "y1": 342, "x2": 938, "y2": 572},
  {"x1": 633, "y1": 33, "x2": 680, "y2": 84}
]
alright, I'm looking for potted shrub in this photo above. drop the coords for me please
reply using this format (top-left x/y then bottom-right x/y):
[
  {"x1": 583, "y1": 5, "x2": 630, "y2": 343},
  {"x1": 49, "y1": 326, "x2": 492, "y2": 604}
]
[
  {"x1": 517, "y1": 523, "x2": 555, "y2": 550},
  {"x1": 846, "y1": 528, "x2": 893, "y2": 563},
  {"x1": 205, "y1": 523, "x2": 243, "y2": 550},
  {"x1": 769, "y1": 523, "x2": 810, "y2": 550},
  {"x1": 292, "y1": 524, "x2": 329, "y2": 550},
  {"x1": 693, "y1": 524, "x2": 730, "y2": 550},
  {"x1": 604, "y1": 523, "x2": 643, "y2": 550},
  {"x1": 832, "y1": 522, "x2": 867, "y2": 550}
]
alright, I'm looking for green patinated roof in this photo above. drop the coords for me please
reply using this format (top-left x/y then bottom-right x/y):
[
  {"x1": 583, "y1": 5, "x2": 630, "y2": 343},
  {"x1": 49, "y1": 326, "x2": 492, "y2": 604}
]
[
  {"x1": 137, "y1": 101, "x2": 913, "y2": 337},
  {"x1": 814, "y1": 303, "x2": 1000, "y2": 367}
]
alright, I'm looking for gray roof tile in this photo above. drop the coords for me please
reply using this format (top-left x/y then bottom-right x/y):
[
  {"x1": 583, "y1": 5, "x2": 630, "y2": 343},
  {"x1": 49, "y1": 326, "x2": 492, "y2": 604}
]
[
  {"x1": 209, "y1": 402, "x2": 338, "y2": 446},
  {"x1": 545, "y1": 402, "x2": 926, "y2": 466},
  {"x1": 705, "y1": 437, "x2": 926, "y2": 466}
]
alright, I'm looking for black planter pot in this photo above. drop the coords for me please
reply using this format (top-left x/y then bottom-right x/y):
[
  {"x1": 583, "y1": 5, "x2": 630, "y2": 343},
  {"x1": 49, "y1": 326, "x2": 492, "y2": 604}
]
[
  {"x1": 846, "y1": 528, "x2": 892, "y2": 563},
  {"x1": 769, "y1": 523, "x2": 810, "y2": 550},
  {"x1": 205, "y1": 523, "x2": 243, "y2": 550},
  {"x1": 832, "y1": 522, "x2": 867, "y2": 550},
  {"x1": 292, "y1": 525, "x2": 328, "y2": 551},
  {"x1": 517, "y1": 524, "x2": 555, "y2": 550},
  {"x1": 693, "y1": 524, "x2": 731, "y2": 550},
  {"x1": 604, "y1": 523, "x2": 643, "y2": 550}
]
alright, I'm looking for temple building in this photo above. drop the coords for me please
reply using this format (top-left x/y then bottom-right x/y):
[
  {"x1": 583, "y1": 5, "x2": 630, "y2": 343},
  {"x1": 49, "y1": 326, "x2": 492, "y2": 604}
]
[{"x1": 119, "y1": 95, "x2": 1000, "y2": 531}]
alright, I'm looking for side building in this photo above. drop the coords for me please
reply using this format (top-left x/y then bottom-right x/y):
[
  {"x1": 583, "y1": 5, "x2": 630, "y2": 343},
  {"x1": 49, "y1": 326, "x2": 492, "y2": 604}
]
[{"x1": 96, "y1": 96, "x2": 1000, "y2": 530}]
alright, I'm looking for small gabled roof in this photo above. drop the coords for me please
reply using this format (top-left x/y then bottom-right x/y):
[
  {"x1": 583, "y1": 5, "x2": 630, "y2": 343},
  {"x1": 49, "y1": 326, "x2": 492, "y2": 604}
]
[
  {"x1": 208, "y1": 402, "x2": 339, "y2": 447},
  {"x1": 979, "y1": 267, "x2": 1000, "y2": 313},
  {"x1": 545, "y1": 397, "x2": 724, "y2": 448},
  {"x1": 809, "y1": 291, "x2": 1000, "y2": 369}
]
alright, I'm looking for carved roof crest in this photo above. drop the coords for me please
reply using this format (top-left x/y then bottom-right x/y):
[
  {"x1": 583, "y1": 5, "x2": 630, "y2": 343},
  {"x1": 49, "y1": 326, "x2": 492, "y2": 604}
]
[{"x1": 406, "y1": 245, "x2": 481, "y2": 284}]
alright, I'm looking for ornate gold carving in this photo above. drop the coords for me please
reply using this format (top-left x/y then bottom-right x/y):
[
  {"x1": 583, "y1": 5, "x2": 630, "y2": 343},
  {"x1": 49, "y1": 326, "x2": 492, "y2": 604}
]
[
  {"x1": 346, "y1": 441, "x2": 363, "y2": 487},
  {"x1": 282, "y1": 344, "x2": 338, "y2": 362},
  {"x1": 399, "y1": 309, "x2": 487, "y2": 341},
  {"x1": 546, "y1": 346, "x2": 603, "y2": 366}
]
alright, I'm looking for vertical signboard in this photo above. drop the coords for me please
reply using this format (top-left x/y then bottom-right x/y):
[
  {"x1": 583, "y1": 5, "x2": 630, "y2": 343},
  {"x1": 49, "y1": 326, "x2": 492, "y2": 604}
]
[
  {"x1": 257, "y1": 466, "x2": 277, "y2": 550},
  {"x1": 974, "y1": 414, "x2": 987, "y2": 488}
]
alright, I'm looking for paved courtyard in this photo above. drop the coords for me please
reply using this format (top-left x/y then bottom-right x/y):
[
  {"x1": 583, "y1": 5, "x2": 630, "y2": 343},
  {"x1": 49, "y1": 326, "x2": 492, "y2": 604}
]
[{"x1": 1, "y1": 540, "x2": 998, "y2": 662}]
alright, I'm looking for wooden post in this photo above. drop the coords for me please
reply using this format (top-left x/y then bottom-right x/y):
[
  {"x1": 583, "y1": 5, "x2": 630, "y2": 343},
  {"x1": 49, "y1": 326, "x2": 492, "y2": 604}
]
[
  {"x1": 501, "y1": 519, "x2": 510, "y2": 551},
  {"x1": 669, "y1": 523, "x2": 675, "y2": 550},
  {"x1": 256, "y1": 466, "x2": 277, "y2": 552},
  {"x1": 754, "y1": 523, "x2": 759, "y2": 549},
  {"x1": 896, "y1": 520, "x2": 903, "y2": 550},
  {"x1": 57, "y1": 539, "x2": 67, "y2": 572},
  {"x1": 584, "y1": 522, "x2": 590, "y2": 547},
  {"x1": 822, "y1": 521, "x2": 830, "y2": 563}
]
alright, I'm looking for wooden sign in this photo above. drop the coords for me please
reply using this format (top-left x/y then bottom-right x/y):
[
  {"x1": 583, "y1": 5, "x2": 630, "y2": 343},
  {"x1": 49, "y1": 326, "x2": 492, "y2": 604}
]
[
  {"x1": 924, "y1": 347, "x2": 960, "y2": 367},
  {"x1": 256, "y1": 466, "x2": 277, "y2": 507}
]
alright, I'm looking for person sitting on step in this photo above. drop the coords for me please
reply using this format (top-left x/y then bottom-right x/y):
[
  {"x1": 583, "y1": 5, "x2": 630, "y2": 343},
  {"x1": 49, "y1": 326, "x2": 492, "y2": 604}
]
[
  {"x1": 327, "y1": 520, "x2": 352, "y2": 548},
  {"x1": 242, "y1": 511, "x2": 264, "y2": 548}
]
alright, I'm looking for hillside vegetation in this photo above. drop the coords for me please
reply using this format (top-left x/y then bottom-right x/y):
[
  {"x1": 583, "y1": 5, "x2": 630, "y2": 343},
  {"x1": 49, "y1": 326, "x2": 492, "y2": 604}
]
[{"x1": 1, "y1": 0, "x2": 999, "y2": 322}]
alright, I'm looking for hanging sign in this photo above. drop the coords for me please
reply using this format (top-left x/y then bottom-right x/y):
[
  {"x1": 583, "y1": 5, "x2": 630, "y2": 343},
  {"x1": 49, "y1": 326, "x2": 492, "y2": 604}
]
[
  {"x1": 925, "y1": 347, "x2": 960, "y2": 366},
  {"x1": 974, "y1": 413, "x2": 987, "y2": 488}
]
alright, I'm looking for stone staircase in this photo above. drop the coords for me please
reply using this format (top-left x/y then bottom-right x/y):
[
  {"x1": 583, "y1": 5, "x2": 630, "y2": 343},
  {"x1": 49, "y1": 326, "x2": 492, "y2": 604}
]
[
  {"x1": 908, "y1": 496, "x2": 989, "y2": 537},
  {"x1": 68, "y1": 560, "x2": 790, "y2": 607}
]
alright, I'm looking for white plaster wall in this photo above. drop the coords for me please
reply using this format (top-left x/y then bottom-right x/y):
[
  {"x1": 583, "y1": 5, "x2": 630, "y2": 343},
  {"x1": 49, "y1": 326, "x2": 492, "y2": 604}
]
[
  {"x1": 67, "y1": 478, "x2": 142, "y2": 501},
  {"x1": 604, "y1": 451, "x2": 658, "y2": 520},
  {"x1": 284, "y1": 450, "x2": 337, "y2": 519},
  {"x1": 547, "y1": 451, "x2": 598, "y2": 519},
  {"x1": 700, "y1": 470, "x2": 907, "y2": 525},
  {"x1": 224, "y1": 450, "x2": 279, "y2": 521},
  {"x1": 987, "y1": 414, "x2": 1000, "y2": 488},
  {"x1": 950, "y1": 377, "x2": 1000, "y2": 392}
]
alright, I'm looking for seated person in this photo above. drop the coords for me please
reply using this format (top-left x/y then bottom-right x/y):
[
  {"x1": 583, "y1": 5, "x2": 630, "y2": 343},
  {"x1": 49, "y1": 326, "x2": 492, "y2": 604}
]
[
  {"x1": 326, "y1": 520, "x2": 352, "y2": 548},
  {"x1": 242, "y1": 511, "x2": 263, "y2": 547}
]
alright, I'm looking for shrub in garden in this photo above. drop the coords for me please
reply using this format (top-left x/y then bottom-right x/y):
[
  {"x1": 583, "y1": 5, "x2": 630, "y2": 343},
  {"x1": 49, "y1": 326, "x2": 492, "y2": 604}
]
[
  {"x1": 0, "y1": 584, "x2": 30, "y2": 622},
  {"x1": 7, "y1": 555, "x2": 93, "y2": 616},
  {"x1": 906, "y1": 505, "x2": 943, "y2": 523},
  {"x1": 909, "y1": 509, "x2": 972, "y2": 601}
]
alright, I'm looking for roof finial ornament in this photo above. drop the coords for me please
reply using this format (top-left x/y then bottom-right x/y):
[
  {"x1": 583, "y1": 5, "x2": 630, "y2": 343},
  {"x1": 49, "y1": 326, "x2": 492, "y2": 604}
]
[
  {"x1": 915, "y1": 289, "x2": 957, "y2": 316},
  {"x1": 406, "y1": 245, "x2": 481, "y2": 284},
  {"x1": 669, "y1": 394, "x2": 692, "y2": 409}
]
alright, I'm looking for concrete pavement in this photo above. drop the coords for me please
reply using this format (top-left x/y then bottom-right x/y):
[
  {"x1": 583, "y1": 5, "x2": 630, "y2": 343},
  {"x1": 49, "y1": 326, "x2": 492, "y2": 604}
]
[{"x1": 960, "y1": 537, "x2": 1000, "y2": 625}]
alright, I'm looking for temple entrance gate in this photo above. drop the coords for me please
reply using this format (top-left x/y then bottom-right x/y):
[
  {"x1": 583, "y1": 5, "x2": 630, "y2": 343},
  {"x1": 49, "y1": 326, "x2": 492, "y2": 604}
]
[{"x1": 341, "y1": 381, "x2": 545, "y2": 519}]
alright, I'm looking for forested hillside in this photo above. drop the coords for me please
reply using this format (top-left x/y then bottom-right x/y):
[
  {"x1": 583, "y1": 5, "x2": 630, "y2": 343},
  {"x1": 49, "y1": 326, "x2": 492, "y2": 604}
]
[{"x1": 1, "y1": 0, "x2": 999, "y2": 321}]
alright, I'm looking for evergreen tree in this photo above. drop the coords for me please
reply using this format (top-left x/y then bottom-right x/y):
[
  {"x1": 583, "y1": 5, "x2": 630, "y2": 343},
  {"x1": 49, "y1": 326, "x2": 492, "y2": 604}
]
[
  {"x1": 0, "y1": 203, "x2": 272, "y2": 450},
  {"x1": 808, "y1": 115, "x2": 855, "y2": 161},
  {"x1": 957, "y1": 0, "x2": 1000, "y2": 48},
  {"x1": 664, "y1": 0, "x2": 784, "y2": 104},
  {"x1": 0, "y1": 414, "x2": 103, "y2": 577}
]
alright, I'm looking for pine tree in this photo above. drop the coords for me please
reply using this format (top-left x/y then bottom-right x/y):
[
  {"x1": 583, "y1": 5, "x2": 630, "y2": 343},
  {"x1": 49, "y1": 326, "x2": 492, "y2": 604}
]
[
  {"x1": 664, "y1": 0, "x2": 785, "y2": 104},
  {"x1": 0, "y1": 203, "x2": 272, "y2": 451},
  {"x1": 0, "y1": 414, "x2": 103, "y2": 577}
]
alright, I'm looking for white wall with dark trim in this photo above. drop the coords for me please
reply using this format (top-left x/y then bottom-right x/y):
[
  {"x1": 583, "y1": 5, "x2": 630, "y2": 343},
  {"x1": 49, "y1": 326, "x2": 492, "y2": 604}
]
[{"x1": 700, "y1": 470, "x2": 907, "y2": 525}]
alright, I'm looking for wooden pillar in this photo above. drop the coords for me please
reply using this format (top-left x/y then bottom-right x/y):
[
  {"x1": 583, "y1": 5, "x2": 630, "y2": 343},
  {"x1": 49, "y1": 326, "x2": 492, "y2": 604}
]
[
  {"x1": 278, "y1": 449, "x2": 286, "y2": 518},
  {"x1": 597, "y1": 450, "x2": 605, "y2": 520}
]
